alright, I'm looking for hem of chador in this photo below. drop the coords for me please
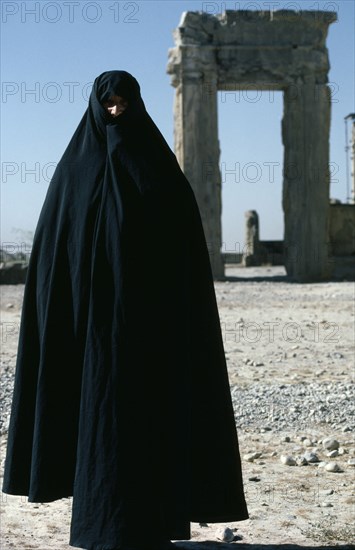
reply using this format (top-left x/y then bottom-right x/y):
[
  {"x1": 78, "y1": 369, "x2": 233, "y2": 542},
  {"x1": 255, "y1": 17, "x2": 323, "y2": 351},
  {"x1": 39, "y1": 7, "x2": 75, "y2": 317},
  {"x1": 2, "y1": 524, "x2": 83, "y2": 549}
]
[
  {"x1": 69, "y1": 534, "x2": 190, "y2": 550},
  {"x1": 69, "y1": 513, "x2": 250, "y2": 549},
  {"x1": 1, "y1": 487, "x2": 73, "y2": 503},
  {"x1": 69, "y1": 543, "x2": 175, "y2": 550},
  {"x1": 69, "y1": 538, "x2": 187, "y2": 550},
  {"x1": 69, "y1": 526, "x2": 192, "y2": 550}
]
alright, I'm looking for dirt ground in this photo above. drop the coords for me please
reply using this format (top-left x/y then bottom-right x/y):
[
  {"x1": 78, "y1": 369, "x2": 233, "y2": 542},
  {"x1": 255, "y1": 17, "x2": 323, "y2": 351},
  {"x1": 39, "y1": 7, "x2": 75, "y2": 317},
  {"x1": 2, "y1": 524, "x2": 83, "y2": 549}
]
[{"x1": 1, "y1": 265, "x2": 354, "y2": 549}]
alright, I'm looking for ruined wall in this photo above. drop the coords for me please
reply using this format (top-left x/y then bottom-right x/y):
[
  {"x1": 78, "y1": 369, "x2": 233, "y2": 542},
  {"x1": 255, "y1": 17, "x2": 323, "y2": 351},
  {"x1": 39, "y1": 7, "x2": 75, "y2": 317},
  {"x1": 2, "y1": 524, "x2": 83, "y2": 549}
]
[
  {"x1": 329, "y1": 204, "x2": 355, "y2": 256},
  {"x1": 167, "y1": 9, "x2": 337, "y2": 282}
]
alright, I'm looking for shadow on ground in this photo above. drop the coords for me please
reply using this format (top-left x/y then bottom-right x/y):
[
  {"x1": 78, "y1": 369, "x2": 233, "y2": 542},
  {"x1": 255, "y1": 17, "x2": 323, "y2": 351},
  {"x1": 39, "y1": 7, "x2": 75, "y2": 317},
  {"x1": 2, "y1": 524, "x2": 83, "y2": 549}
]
[
  {"x1": 174, "y1": 544, "x2": 354, "y2": 550},
  {"x1": 221, "y1": 275, "x2": 354, "y2": 283},
  {"x1": 220, "y1": 275, "x2": 292, "y2": 283}
]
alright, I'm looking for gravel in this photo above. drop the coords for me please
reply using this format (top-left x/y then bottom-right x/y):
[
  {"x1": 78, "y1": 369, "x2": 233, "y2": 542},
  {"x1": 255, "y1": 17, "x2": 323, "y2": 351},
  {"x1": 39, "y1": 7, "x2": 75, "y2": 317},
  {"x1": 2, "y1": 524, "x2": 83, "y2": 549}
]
[
  {"x1": 231, "y1": 381, "x2": 355, "y2": 432},
  {"x1": 1, "y1": 272, "x2": 355, "y2": 548},
  {"x1": 0, "y1": 363, "x2": 16, "y2": 436},
  {"x1": 2, "y1": 365, "x2": 354, "y2": 436}
]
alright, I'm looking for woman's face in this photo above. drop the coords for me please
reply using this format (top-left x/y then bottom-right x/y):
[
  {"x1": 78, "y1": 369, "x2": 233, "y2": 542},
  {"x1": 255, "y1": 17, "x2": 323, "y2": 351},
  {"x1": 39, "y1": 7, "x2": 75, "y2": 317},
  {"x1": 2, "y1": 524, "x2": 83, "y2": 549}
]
[{"x1": 103, "y1": 95, "x2": 128, "y2": 117}]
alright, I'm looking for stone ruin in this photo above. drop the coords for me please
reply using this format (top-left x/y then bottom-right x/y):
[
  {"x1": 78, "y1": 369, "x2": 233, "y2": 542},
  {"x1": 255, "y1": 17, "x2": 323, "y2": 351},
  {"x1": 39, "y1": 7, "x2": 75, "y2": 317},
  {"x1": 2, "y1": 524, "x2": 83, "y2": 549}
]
[
  {"x1": 241, "y1": 207, "x2": 354, "y2": 281},
  {"x1": 167, "y1": 9, "x2": 338, "y2": 282}
]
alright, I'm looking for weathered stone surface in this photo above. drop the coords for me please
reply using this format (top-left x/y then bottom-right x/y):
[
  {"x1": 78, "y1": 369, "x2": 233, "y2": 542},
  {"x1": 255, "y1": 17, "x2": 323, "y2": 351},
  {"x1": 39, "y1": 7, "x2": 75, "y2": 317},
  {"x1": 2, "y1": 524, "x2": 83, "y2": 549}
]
[
  {"x1": 324, "y1": 461, "x2": 341, "y2": 472},
  {"x1": 280, "y1": 454, "x2": 296, "y2": 465},
  {"x1": 167, "y1": 10, "x2": 337, "y2": 282},
  {"x1": 329, "y1": 204, "x2": 355, "y2": 256},
  {"x1": 322, "y1": 437, "x2": 340, "y2": 451},
  {"x1": 282, "y1": 78, "x2": 332, "y2": 281},
  {"x1": 243, "y1": 210, "x2": 259, "y2": 266}
]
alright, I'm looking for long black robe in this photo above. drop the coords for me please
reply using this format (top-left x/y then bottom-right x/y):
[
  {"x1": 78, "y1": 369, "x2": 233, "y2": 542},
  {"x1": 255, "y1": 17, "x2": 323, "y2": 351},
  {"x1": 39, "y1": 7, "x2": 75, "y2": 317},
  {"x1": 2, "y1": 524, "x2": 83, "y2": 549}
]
[{"x1": 2, "y1": 71, "x2": 249, "y2": 549}]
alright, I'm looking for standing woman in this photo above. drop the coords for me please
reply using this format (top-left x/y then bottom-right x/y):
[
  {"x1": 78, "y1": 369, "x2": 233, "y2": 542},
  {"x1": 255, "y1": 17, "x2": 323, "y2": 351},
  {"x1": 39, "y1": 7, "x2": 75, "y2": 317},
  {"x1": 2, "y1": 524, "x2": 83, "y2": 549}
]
[{"x1": 2, "y1": 71, "x2": 249, "y2": 550}]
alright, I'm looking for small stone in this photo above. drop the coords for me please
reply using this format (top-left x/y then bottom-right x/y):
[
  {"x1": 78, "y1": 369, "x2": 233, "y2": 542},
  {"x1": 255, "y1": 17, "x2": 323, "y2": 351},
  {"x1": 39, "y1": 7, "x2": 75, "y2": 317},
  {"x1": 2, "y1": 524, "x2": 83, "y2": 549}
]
[
  {"x1": 303, "y1": 451, "x2": 320, "y2": 463},
  {"x1": 303, "y1": 438, "x2": 313, "y2": 447},
  {"x1": 243, "y1": 453, "x2": 260, "y2": 462},
  {"x1": 338, "y1": 447, "x2": 347, "y2": 455},
  {"x1": 321, "y1": 489, "x2": 334, "y2": 495},
  {"x1": 347, "y1": 458, "x2": 355, "y2": 467},
  {"x1": 317, "y1": 461, "x2": 327, "y2": 468},
  {"x1": 243, "y1": 453, "x2": 254, "y2": 462},
  {"x1": 296, "y1": 456, "x2": 308, "y2": 466},
  {"x1": 280, "y1": 455, "x2": 296, "y2": 466},
  {"x1": 320, "y1": 502, "x2": 333, "y2": 507},
  {"x1": 325, "y1": 462, "x2": 341, "y2": 472},
  {"x1": 248, "y1": 476, "x2": 261, "y2": 482},
  {"x1": 216, "y1": 527, "x2": 235, "y2": 542},
  {"x1": 6, "y1": 303, "x2": 14, "y2": 309},
  {"x1": 282, "y1": 436, "x2": 291, "y2": 443},
  {"x1": 322, "y1": 438, "x2": 339, "y2": 451},
  {"x1": 327, "y1": 450, "x2": 339, "y2": 458},
  {"x1": 253, "y1": 452, "x2": 262, "y2": 459}
]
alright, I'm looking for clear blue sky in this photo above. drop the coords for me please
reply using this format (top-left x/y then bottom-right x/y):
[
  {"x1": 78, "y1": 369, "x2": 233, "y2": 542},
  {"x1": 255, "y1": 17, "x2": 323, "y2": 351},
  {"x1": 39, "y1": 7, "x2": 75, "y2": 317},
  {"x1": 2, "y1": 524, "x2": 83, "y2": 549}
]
[{"x1": 1, "y1": 0, "x2": 354, "y2": 253}]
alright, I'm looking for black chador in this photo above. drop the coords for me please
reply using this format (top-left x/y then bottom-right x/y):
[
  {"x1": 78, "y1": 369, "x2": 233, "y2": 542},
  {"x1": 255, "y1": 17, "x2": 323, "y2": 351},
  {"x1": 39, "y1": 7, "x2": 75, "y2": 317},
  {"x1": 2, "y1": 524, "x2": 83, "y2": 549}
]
[{"x1": 2, "y1": 71, "x2": 249, "y2": 550}]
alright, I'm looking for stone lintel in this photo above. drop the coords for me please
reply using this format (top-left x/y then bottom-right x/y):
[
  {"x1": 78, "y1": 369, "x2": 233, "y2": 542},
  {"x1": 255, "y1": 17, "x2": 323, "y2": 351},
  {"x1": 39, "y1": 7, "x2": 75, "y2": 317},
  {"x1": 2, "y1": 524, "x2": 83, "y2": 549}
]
[
  {"x1": 167, "y1": 44, "x2": 330, "y2": 88},
  {"x1": 179, "y1": 9, "x2": 338, "y2": 27},
  {"x1": 175, "y1": 10, "x2": 337, "y2": 48},
  {"x1": 167, "y1": 10, "x2": 333, "y2": 87}
]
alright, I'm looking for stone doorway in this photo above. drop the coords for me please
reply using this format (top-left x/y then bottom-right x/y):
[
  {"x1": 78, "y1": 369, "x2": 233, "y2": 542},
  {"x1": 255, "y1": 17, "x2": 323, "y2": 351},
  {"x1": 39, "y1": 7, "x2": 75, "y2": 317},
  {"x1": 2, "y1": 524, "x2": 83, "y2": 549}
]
[{"x1": 167, "y1": 9, "x2": 337, "y2": 282}]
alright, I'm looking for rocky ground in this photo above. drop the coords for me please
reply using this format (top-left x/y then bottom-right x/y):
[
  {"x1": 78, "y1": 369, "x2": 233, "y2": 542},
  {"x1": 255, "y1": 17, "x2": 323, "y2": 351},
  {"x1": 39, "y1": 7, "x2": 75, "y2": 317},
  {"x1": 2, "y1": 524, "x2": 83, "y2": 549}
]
[{"x1": 1, "y1": 265, "x2": 354, "y2": 549}]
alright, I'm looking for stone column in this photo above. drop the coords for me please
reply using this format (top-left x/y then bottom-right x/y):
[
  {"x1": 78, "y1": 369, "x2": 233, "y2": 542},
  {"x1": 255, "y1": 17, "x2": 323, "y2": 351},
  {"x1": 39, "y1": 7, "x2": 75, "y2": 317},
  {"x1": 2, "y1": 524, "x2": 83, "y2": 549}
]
[
  {"x1": 172, "y1": 82, "x2": 183, "y2": 168},
  {"x1": 242, "y1": 210, "x2": 260, "y2": 266},
  {"x1": 282, "y1": 78, "x2": 332, "y2": 281},
  {"x1": 176, "y1": 69, "x2": 224, "y2": 279}
]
